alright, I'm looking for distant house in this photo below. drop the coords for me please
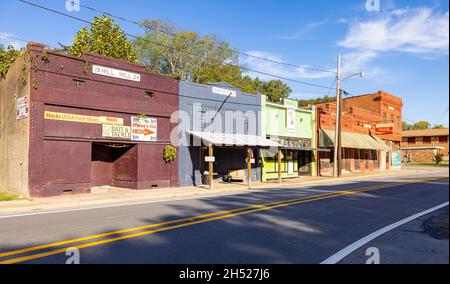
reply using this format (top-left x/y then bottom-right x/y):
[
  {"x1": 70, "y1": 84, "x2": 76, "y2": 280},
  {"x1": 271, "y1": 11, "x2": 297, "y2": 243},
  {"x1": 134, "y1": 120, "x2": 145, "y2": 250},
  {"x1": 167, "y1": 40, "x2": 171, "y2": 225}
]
[{"x1": 401, "y1": 128, "x2": 449, "y2": 163}]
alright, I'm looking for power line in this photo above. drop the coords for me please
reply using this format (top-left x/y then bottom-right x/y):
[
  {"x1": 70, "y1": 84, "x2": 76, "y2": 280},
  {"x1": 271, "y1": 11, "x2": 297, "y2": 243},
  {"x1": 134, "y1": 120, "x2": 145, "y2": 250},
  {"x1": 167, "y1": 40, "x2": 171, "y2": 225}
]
[
  {"x1": 72, "y1": 0, "x2": 336, "y2": 75},
  {"x1": 435, "y1": 107, "x2": 449, "y2": 125},
  {"x1": 0, "y1": 33, "x2": 56, "y2": 49},
  {"x1": 18, "y1": 0, "x2": 337, "y2": 91}
]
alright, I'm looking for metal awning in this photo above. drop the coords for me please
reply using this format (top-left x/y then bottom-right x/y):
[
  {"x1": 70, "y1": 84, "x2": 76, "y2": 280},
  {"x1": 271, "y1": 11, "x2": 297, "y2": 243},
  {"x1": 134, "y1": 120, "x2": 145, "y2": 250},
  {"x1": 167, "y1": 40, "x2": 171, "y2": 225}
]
[
  {"x1": 283, "y1": 146, "x2": 331, "y2": 152},
  {"x1": 187, "y1": 131, "x2": 284, "y2": 147},
  {"x1": 401, "y1": 146, "x2": 445, "y2": 150},
  {"x1": 319, "y1": 129, "x2": 390, "y2": 151}
]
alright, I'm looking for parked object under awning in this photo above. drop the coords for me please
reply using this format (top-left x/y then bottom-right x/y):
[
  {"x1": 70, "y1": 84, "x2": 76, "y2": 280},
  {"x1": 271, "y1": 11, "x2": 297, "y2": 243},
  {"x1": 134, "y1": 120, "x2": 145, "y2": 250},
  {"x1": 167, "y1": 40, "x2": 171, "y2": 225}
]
[
  {"x1": 319, "y1": 129, "x2": 390, "y2": 151},
  {"x1": 187, "y1": 131, "x2": 284, "y2": 147}
]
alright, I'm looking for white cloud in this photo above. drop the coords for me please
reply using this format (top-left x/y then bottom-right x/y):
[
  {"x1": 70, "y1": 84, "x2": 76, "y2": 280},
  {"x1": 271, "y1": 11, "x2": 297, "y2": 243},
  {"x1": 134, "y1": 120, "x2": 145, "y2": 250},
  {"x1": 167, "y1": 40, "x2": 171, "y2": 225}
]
[
  {"x1": 279, "y1": 20, "x2": 330, "y2": 40},
  {"x1": 339, "y1": 8, "x2": 449, "y2": 56},
  {"x1": 241, "y1": 50, "x2": 335, "y2": 81},
  {"x1": 337, "y1": 7, "x2": 448, "y2": 79}
]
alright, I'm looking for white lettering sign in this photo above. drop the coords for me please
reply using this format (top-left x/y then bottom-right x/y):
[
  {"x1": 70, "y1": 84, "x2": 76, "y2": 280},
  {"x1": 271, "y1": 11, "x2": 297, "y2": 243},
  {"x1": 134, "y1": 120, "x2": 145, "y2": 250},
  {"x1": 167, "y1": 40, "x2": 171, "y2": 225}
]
[
  {"x1": 17, "y1": 96, "x2": 29, "y2": 119},
  {"x1": 212, "y1": 87, "x2": 237, "y2": 97},
  {"x1": 92, "y1": 65, "x2": 141, "y2": 82},
  {"x1": 205, "y1": 156, "x2": 216, "y2": 162},
  {"x1": 131, "y1": 117, "x2": 157, "y2": 142}
]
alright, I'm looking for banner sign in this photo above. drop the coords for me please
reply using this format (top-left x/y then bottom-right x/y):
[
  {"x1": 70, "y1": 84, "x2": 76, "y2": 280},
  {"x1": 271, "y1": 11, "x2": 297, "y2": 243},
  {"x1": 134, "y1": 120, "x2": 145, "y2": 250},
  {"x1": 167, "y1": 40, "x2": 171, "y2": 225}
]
[
  {"x1": 131, "y1": 117, "x2": 157, "y2": 142},
  {"x1": 44, "y1": 111, "x2": 123, "y2": 126},
  {"x1": 102, "y1": 125, "x2": 131, "y2": 139},
  {"x1": 92, "y1": 65, "x2": 141, "y2": 82},
  {"x1": 17, "y1": 96, "x2": 29, "y2": 119}
]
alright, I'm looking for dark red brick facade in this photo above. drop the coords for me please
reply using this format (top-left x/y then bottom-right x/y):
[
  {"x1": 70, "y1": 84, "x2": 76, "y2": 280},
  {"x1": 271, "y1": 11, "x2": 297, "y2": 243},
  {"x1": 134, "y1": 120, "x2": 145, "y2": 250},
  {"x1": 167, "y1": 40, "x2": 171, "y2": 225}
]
[{"x1": 26, "y1": 43, "x2": 179, "y2": 197}]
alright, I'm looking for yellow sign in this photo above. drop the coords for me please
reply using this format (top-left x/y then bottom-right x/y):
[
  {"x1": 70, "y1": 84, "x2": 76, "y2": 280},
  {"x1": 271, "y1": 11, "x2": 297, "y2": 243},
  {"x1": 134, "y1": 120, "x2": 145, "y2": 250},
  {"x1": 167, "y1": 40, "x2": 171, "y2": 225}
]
[
  {"x1": 102, "y1": 125, "x2": 131, "y2": 139},
  {"x1": 44, "y1": 111, "x2": 123, "y2": 126}
]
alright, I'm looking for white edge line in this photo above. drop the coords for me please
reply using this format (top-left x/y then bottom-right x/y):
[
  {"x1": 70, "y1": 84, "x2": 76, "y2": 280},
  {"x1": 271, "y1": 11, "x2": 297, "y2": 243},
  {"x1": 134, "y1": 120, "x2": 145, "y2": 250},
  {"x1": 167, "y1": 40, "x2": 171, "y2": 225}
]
[
  {"x1": 320, "y1": 201, "x2": 450, "y2": 264},
  {"x1": 0, "y1": 172, "x2": 446, "y2": 219}
]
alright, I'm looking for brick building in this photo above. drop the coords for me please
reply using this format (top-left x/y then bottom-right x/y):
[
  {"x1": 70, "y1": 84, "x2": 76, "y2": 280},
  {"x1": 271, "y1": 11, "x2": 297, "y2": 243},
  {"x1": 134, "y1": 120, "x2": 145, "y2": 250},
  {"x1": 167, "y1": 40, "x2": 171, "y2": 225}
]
[
  {"x1": 0, "y1": 43, "x2": 180, "y2": 197},
  {"x1": 315, "y1": 91, "x2": 403, "y2": 175},
  {"x1": 401, "y1": 128, "x2": 449, "y2": 164}
]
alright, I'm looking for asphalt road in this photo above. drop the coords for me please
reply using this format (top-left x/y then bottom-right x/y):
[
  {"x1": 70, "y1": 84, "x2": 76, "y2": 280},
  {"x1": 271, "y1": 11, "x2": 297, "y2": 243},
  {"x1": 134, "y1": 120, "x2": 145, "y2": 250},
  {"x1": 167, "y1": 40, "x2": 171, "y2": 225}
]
[{"x1": 0, "y1": 170, "x2": 448, "y2": 264}]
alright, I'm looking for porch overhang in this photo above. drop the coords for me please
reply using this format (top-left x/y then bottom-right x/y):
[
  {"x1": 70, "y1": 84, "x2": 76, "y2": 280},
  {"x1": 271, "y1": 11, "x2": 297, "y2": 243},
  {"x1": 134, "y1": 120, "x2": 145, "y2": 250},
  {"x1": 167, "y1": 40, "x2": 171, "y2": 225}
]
[
  {"x1": 319, "y1": 129, "x2": 390, "y2": 151},
  {"x1": 186, "y1": 131, "x2": 284, "y2": 148}
]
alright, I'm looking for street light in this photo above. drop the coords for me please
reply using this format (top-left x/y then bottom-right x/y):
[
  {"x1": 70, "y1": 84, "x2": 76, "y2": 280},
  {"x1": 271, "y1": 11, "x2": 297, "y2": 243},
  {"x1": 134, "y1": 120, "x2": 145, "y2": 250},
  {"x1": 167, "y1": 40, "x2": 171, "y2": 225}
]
[
  {"x1": 342, "y1": 72, "x2": 365, "y2": 82},
  {"x1": 333, "y1": 53, "x2": 365, "y2": 178}
]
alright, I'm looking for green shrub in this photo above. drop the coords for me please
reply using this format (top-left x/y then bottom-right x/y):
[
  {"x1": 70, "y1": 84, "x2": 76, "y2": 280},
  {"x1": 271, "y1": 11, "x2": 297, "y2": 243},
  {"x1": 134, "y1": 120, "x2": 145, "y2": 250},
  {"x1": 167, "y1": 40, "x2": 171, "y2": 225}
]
[{"x1": 164, "y1": 145, "x2": 177, "y2": 163}]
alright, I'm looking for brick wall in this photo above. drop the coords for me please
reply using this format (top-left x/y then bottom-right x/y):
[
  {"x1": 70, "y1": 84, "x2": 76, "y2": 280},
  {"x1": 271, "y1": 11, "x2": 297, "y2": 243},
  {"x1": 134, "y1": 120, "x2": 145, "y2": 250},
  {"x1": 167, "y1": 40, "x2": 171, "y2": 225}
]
[{"x1": 401, "y1": 135, "x2": 449, "y2": 163}]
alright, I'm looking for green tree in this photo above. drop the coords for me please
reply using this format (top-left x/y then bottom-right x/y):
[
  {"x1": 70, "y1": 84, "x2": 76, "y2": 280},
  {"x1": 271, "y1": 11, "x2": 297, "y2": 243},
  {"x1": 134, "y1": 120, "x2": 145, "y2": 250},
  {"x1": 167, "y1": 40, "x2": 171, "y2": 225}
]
[
  {"x1": 411, "y1": 121, "x2": 431, "y2": 130},
  {"x1": 402, "y1": 121, "x2": 413, "y2": 131},
  {"x1": 0, "y1": 44, "x2": 24, "y2": 79},
  {"x1": 133, "y1": 19, "x2": 292, "y2": 101},
  {"x1": 134, "y1": 19, "x2": 239, "y2": 82},
  {"x1": 68, "y1": 15, "x2": 137, "y2": 62},
  {"x1": 261, "y1": 80, "x2": 292, "y2": 102},
  {"x1": 298, "y1": 95, "x2": 336, "y2": 107},
  {"x1": 433, "y1": 124, "x2": 447, "y2": 129}
]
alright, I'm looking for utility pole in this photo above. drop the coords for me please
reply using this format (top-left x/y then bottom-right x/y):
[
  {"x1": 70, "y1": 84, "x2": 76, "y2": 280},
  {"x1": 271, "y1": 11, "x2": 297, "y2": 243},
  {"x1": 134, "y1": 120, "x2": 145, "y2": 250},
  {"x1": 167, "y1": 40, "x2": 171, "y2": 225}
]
[{"x1": 333, "y1": 54, "x2": 342, "y2": 177}]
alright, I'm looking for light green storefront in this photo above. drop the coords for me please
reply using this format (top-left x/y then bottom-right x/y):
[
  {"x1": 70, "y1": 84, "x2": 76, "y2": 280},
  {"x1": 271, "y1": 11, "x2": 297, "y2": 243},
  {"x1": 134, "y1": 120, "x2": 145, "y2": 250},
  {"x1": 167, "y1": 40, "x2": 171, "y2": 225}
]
[{"x1": 260, "y1": 95, "x2": 317, "y2": 181}]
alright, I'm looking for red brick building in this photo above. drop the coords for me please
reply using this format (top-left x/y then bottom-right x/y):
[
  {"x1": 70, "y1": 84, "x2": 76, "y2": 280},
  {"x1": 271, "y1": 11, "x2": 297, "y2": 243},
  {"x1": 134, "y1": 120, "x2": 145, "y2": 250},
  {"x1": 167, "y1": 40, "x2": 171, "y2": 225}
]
[
  {"x1": 315, "y1": 91, "x2": 403, "y2": 175},
  {"x1": 401, "y1": 128, "x2": 449, "y2": 164},
  {"x1": 0, "y1": 43, "x2": 179, "y2": 197}
]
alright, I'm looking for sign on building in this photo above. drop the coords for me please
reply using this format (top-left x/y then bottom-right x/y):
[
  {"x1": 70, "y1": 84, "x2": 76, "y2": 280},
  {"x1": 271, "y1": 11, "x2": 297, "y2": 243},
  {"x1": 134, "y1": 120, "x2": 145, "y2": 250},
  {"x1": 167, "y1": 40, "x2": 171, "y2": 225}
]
[
  {"x1": 44, "y1": 111, "x2": 124, "y2": 126},
  {"x1": 131, "y1": 116, "x2": 157, "y2": 142},
  {"x1": 375, "y1": 123, "x2": 394, "y2": 135},
  {"x1": 391, "y1": 151, "x2": 402, "y2": 167},
  {"x1": 102, "y1": 125, "x2": 131, "y2": 139},
  {"x1": 212, "y1": 86, "x2": 237, "y2": 97},
  {"x1": 286, "y1": 108, "x2": 296, "y2": 133},
  {"x1": 92, "y1": 65, "x2": 141, "y2": 82},
  {"x1": 17, "y1": 96, "x2": 29, "y2": 119}
]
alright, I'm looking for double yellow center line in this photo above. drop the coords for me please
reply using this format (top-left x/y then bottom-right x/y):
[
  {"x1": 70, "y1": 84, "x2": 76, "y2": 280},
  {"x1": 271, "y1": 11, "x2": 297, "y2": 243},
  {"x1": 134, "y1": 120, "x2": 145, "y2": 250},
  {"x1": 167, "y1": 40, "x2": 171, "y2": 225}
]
[{"x1": 0, "y1": 176, "x2": 447, "y2": 264}]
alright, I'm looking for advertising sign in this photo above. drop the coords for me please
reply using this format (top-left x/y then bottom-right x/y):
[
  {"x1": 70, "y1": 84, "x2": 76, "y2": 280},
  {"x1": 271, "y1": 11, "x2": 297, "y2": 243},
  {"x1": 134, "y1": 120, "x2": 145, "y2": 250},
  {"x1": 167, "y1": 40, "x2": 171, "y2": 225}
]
[
  {"x1": 44, "y1": 111, "x2": 123, "y2": 126},
  {"x1": 17, "y1": 96, "x2": 29, "y2": 119},
  {"x1": 102, "y1": 125, "x2": 131, "y2": 139},
  {"x1": 92, "y1": 65, "x2": 141, "y2": 82},
  {"x1": 391, "y1": 151, "x2": 402, "y2": 167},
  {"x1": 375, "y1": 123, "x2": 394, "y2": 135},
  {"x1": 131, "y1": 117, "x2": 157, "y2": 142}
]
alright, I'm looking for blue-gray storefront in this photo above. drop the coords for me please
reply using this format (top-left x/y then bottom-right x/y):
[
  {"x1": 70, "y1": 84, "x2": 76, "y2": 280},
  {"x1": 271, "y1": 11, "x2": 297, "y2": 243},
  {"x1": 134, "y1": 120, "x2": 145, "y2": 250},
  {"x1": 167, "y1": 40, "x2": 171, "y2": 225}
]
[{"x1": 178, "y1": 81, "x2": 263, "y2": 187}]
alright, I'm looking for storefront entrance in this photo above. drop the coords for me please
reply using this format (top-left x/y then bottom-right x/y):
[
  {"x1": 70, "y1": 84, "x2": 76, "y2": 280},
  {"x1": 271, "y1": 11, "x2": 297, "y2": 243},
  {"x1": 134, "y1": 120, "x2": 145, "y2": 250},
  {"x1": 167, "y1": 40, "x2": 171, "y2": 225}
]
[
  {"x1": 200, "y1": 146, "x2": 260, "y2": 183},
  {"x1": 91, "y1": 143, "x2": 137, "y2": 188},
  {"x1": 298, "y1": 151, "x2": 312, "y2": 176}
]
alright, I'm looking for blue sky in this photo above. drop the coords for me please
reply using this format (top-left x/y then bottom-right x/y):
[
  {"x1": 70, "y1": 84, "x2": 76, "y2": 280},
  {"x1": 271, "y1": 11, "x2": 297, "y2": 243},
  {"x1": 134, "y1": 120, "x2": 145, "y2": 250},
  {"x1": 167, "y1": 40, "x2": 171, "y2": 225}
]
[{"x1": 1, "y1": 0, "x2": 449, "y2": 126}]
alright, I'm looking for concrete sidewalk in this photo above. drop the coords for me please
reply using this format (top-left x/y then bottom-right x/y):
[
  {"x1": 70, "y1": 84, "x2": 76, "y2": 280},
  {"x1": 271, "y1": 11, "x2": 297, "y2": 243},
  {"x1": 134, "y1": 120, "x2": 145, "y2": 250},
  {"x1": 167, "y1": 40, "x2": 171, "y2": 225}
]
[{"x1": 0, "y1": 168, "x2": 438, "y2": 216}]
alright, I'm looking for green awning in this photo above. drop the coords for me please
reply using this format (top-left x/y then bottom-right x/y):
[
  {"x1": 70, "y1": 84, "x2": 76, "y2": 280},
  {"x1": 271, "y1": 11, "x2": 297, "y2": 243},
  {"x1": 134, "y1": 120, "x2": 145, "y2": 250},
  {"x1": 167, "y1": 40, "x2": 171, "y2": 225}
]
[{"x1": 319, "y1": 129, "x2": 389, "y2": 151}]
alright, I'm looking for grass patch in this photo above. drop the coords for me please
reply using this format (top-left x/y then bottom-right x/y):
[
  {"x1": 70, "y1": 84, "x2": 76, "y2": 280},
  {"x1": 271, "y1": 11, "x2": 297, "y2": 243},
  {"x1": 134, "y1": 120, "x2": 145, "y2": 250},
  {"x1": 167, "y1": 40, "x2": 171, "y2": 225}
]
[{"x1": 0, "y1": 192, "x2": 19, "y2": 202}]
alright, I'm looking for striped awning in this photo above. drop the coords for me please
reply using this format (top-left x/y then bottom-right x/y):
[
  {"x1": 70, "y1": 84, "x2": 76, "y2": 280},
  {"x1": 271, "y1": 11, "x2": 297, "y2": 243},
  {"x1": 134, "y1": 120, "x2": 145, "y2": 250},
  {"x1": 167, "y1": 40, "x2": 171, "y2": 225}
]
[
  {"x1": 187, "y1": 131, "x2": 284, "y2": 147},
  {"x1": 319, "y1": 129, "x2": 390, "y2": 151}
]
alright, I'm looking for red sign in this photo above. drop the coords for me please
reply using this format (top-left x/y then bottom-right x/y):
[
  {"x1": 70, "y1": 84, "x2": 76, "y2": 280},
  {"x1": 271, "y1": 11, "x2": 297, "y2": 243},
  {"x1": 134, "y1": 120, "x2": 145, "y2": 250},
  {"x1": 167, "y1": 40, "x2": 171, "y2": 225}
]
[{"x1": 375, "y1": 124, "x2": 394, "y2": 135}]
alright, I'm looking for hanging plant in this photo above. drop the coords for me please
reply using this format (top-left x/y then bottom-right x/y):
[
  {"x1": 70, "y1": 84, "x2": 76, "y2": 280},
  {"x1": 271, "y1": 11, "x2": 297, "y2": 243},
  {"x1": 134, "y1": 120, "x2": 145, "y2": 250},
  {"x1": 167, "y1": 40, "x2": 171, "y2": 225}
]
[{"x1": 163, "y1": 145, "x2": 177, "y2": 163}]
